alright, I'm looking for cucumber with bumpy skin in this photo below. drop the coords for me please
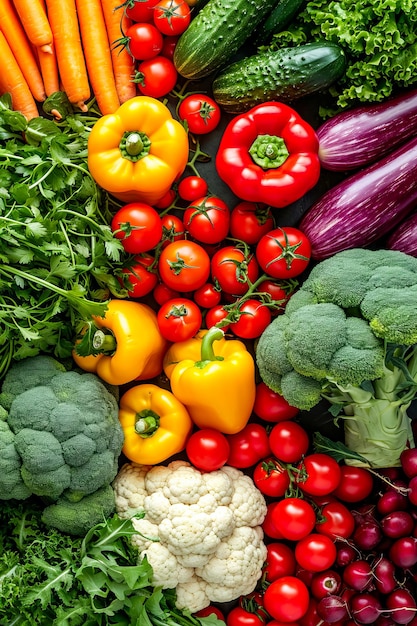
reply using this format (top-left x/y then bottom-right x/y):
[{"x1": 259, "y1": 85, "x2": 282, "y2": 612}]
[
  {"x1": 255, "y1": 0, "x2": 306, "y2": 44},
  {"x1": 212, "y1": 42, "x2": 346, "y2": 113},
  {"x1": 173, "y1": 0, "x2": 279, "y2": 80}
]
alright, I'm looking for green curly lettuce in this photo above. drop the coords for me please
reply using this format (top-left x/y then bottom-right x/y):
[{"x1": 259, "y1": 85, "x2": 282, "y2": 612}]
[{"x1": 265, "y1": 0, "x2": 417, "y2": 112}]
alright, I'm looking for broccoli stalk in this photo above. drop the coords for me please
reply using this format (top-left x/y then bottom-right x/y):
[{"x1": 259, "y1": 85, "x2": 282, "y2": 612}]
[{"x1": 256, "y1": 248, "x2": 417, "y2": 468}]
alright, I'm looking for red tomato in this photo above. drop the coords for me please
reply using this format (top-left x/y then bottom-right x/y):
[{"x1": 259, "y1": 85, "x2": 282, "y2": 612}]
[
  {"x1": 177, "y1": 176, "x2": 209, "y2": 202},
  {"x1": 186, "y1": 428, "x2": 230, "y2": 471},
  {"x1": 160, "y1": 35, "x2": 179, "y2": 60},
  {"x1": 211, "y1": 246, "x2": 259, "y2": 296},
  {"x1": 262, "y1": 502, "x2": 284, "y2": 539},
  {"x1": 253, "y1": 457, "x2": 290, "y2": 498},
  {"x1": 263, "y1": 576, "x2": 310, "y2": 623},
  {"x1": 257, "y1": 279, "x2": 294, "y2": 314},
  {"x1": 263, "y1": 542, "x2": 297, "y2": 582},
  {"x1": 111, "y1": 202, "x2": 162, "y2": 254},
  {"x1": 153, "y1": 0, "x2": 191, "y2": 35},
  {"x1": 229, "y1": 201, "x2": 275, "y2": 245},
  {"x1": 153, "y1": 188, "x2": 176, "y2": 209},
  {"x1": 256, "y1": 227, "x2": 312, "y2": 279},
  {"x1": 136, "y1": 56, "x2": 177, "y2": 97},
  {"x1": 126, "y1": 22, "x2": 163, "y2": 60},
  {"x1": 331, "y1": 465, "x2": 374, "y2": 503},
  {"x1": 295, "y1": 534, "x2": 337, "y2": 572},
  {"x1": 227, "y1": 606, "x2": 265, "y2": 626},
  {"x1": 157, "y1": 297, "x2": 202, "y2": 341},
  {"x1": 268, "y1": 421, "x2": 310, "y2": 464},
  {"x1": 194, "y1": 606, "x2": 225, "y2": 620},
  {"x1": 193, "y1": 283, "x2": 221, "y2": 309},
  {"x1": 153, "y1": 282, "x2": 180, "y2": 306},
  {"x1": 296, "y1": 453, "x2": 342, "y2": 496},
  {"x1": 125, "y1": 0, "x2": 160, "y2": 22},
  {"x1": 271, "y1": 497, "x2": 317, "y2": 541},
  {"x1": 205, "y1": 304, "x2": 230, "y2": 331},
  {"x1": 316, "y1": 501, "x2": 355, "y2": 539},
  {"x1": 119, "y1": 254, "x2": 158, "y2": 298},
  {"x1": 229, "y1": 299, "x2": 272, "y2": 339},
  {"x1": 253, "y1": 382, "x2": 299, "y2": 422},
  {"x1": 183, "y1": 196, "x2": 230, "y2": 245},
  {"x1": 161, "y1": 214, "x2": 185, "y2": 247},
  {"x1": 158, "y1": 240, "x2": 211, "y2": 292},
  {"x1": 178, "y1": 94, "x2": 221, "y2": 135},
  {"x1": 226, "y1": 423, "x2": 271, "y2": 468}
]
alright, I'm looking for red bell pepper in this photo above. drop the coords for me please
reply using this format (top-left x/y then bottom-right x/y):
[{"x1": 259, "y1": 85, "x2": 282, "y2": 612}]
[{"x1": 215, "y1": 101, "x2": 320, "y2": 208}]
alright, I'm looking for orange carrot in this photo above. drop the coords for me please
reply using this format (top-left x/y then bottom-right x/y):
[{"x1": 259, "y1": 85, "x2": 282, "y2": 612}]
[
  {"x1": 36, "y1": 0, "x2": 59, "y2": 96},
  {"x1": 45, "y1": 0, "x2": 90, "y2": 111},
  {"x1": 12, "y1": 0, "x2": 53, "y2": 53},
  {"x1": 75, "y1": 0, "x2": 120, "y2": 115},
  {"x1": 0, "y1": 0, "x2": 46, "y2": 101},
  {"x1": 101, "y1": 0, "x2": 136, "y2": 103},
  {"x1": 0, "y1": 30, "x2": 39, "y2": 120}
]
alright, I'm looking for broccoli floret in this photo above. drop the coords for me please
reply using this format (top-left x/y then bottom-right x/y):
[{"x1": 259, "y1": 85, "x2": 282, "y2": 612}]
[
  {"x1": 0, "y1": 356, "x2": 125, "y2": 532},
  {"x1": 41, "y1": 484, "x2": 116, "y2": 536},
  {"x1": 256, "y1": 248, "x2": 417, "y2": 468},
  {"x1": 0, "y1": 421, "x2": 31, "y2": 500}
]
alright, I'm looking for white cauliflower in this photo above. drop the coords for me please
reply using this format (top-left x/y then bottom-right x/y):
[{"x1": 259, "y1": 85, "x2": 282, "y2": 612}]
[{"x1": 112, "y1": 460, "x2": 268, "y2": 613}]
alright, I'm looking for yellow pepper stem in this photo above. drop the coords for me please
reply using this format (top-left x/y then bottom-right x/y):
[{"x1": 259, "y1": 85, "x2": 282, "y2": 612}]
[
  {"x1": 135, "y1": 410, "x2": 160, "y2": 438},
  {"x1": 197, "y1": 327, "x2": 225, "y2": 367},
  {"x1": 120, "y1": 130, "x2": 151, "y2": 162}
]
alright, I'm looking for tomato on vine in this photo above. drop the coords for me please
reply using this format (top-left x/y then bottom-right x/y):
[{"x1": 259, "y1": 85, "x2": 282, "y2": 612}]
[
  {"x1": 229, "y1": 201, "x2": 275, "y2": 245},
  {"x1": 205, "y1": 304, "x2": 230, "y2": 331},
  {"x1": 119, "y1": 254, "x2": 158, "y2": 298},
  {"x1": 153, "y1": 0, "x2": 191, "y2": 36},
  {"x1": 160, "y1": 214, "x2": 186, "y2": 247},
  {"x1": 211, "y1": 246, "x2": 259, "y2": 296},
  {"x1": 125, "y1": 0, "x2": 160, "y2": 22},
  {"x1": 193, "y1": 282, "x2": 221, "y2": 309},
  {"x1": 125, "y1": 23, "x2": 163, "y2": 60},
  {"x1": 111, "y1": 202, "x2": 162, "y2": 254},
  {"x1": 296, "y1": 453, "x2": 342, "y2": 496},
  {"x1": 256, "y1": 227, "x2": 312, "y2": 279},
  {"x1": 157, "y1": 297, "x2": 202, "y2": 341},
  {"x1": 229, "y1": 298, "x2": 271, "y2": 339},
  {"x1": 253, "y1": 457, "x2": 290, "y2": 498},
  {"x1": 136, "y1": 56, "x2": 177, "y2": 98},
  {"x1": 178, "y1": 94, "x2": 221, "y2": 134},
  {"x1": 183, "y1": 196, "x2": 230, "y2": 245}
]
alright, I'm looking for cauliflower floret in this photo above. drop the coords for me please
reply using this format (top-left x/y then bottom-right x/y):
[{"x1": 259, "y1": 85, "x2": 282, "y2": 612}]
[
  {"x1": 164, "y1": 463, "x2": 208, "y2": 504},
  {"x1": 202, "y1": 468, "x2": 234, "y2": 505},
  {"x1": 143, "y1": 491, "x2": 171, "y2": 524},
  {"x1": 141, "y1": 543, "x2": 194, "y2": 588},
  {"x1": 113, "y1": 462, "x2": 151, "y2": 518},
  {"x1": 226, "y1": 473, "x2": 268, "y2": 527},
  {"x1": 130, "y1": 517, "x2": 160, "y2": 552},
  {"x1": 175, "y1": 576, "x2": 210, "y2": 614},
  {"x1": 158, "y1": 502, "x2": 222, "y2": 555}
]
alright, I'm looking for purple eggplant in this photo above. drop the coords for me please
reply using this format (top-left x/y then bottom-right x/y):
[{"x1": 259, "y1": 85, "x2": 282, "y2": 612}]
[
  {"x1": 387, "y1": 211, "x2": 417, "y2": 257},
  {"x1": 317, "y1": 88, "x2": 417, "y2": 171},
  {"x1": 299, "y1": 135, "x2": 417, "y2": 260}
]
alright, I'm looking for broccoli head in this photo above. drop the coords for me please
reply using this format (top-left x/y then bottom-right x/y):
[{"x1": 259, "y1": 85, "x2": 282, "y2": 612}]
[
  {"x1": 256, "y1": 248, "x2": 417, "y2": 467},
  {"x1": 0, "y1": 356, "x2": 124, "y2": 533}
]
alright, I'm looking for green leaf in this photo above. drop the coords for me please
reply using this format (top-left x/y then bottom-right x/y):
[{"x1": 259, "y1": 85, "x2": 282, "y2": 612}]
[{"x1": 313, "y1": 432, "x2": 370, "y2": 464}]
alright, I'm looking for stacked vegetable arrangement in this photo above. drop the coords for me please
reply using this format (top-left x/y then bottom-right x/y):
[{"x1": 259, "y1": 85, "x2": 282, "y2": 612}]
[{"x1": 1, "y1": 0, "x2": 417, "y2": 624}]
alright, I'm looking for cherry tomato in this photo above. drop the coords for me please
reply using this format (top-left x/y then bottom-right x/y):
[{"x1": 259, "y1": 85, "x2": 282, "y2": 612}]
[
  {"x1": 256, "y1": 227, "x2": 312, "y2": 279},
  {"x1": 331, "y1": 465, "x2": 374, "y2": 503},
  {"x1": 205, "y1": 304, "x2": 230, "y2": 331},
  {"x1": 296, "y1": 453, "x2": 342, "y2": 496},
  {"x1": 119, "y1": 254, "x2": 158, "y2": 298},
  {"x1": 226, "y1": 423, "x2": 271, "y2": 468},
  {"x1": 262, "y1": 502, "x2": 284, "y2": 539},
  {"x1": 160, "y1": 35, "x2": 179, "y2": 60},
  {"x1": 229, "y1": 201, "x2": 275, "y2": 245},
  {"x1": 153, "y1": 282, "x2": 181, "y2": 306},
  {"x1": 316, "y1": 501, "x2": 355, "y2": 539},
  {"x1": 125, "y1": 0, "x2": 160, "y2": 22},
  {"x1": 271, "y1": 497, "x2": 317, "y2": 541},
  {"x1": 178, "y1": 94, "x2": 221, "y2": 135},
  {"x1": 295, "y1": 534, "x2": 337, "y2": 572},
  {"x1": 211, "y1": 246, "x2": 259, "y2": 296},
  {"x1": 194, "y1": 606, "x2": 225, "y2": 621},
  {"x1": 253, "y1": 382, "x2": 299, "y2": 422},
  {"x1": 183, "y1": 195, "x2": 230, "y2": 245},
  {"x1": 160, "y1": 214, "x2": 185, "y2": 247},
  {"x1": 126, "y1": 22, "x2": 163, "y2": 60},
  {"x1": 253, "y1": 457, "x2": 290, "y2": 498},
  {"x1": 193, "y1": 283, "x2": 221, "y2": 309},
  {"x1": 153, "y1": 188, "x2": 176, "y2": 209},
  {"x1": 227, "y1": 606, "x2": 265, "y2": 626},
  {"x1": 257, "y1": 279, "x2": 294, "y2": 314},
  {"x1": 111, "y1": 202, "x2": 163, "y2": 254},
  {"x1": 157, "y1": 297, "x2": 202, "y2": 342},
  {"x1": 158, "y1": 240, "x2": 211, "y2": 292},
  {"x1": 229, "y1": 299, "x2": 272, "y2": 340},
  {"x1": 177, "y1": 176, "x2": 209, "y2": 202},
  {"x1": 186, "y1": 428, "x2": 230, "y2": 471},
  {"x1": 136, "y1": 56, "x2": 177, "y2": 98},
  {"x1": 263, "y1": 542, "x2": 297, "y2": 582},
  {"x1": 268, "y1": 421, "x2": 310, "y2": 464},
  {"x1": 263, "y1": 576, "x2": 310, "y2": 623},
  {"x1": 153, "y1": 0, "x2": 191, "y2": 35}
]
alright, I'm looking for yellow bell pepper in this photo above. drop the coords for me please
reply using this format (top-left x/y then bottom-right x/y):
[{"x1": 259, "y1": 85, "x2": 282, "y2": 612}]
[
  {"x1": 163, "y1": 329, "x2": 211, "y2": 379},
  {"x1": 72, "y1": 300, "x2": 168, "y2": 386},
  {"x1": 87, "y1": 96, "x2": 189, "y2": 206},
  {"x1": 169, "y1": 327, "x2": 256, "y2": 434},
  {"x1": 119, "y1": 383, "x2": 193, "y2": 465}
]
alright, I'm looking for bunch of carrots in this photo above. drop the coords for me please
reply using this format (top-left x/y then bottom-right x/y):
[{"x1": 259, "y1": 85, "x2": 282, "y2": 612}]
[{"x1": 0, "y1": 0, "x2": 137, "y2": 120}]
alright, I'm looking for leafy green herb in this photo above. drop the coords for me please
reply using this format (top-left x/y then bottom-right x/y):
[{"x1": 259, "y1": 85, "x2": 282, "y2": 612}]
[
  {"x1": 0, "y1": 93, "x2": 128, "y2": 378},
  {"x1": 313, "y1": 431, "x2": 370, "y2": 465},
  {"x1": 0, "y1": 499, "x2": 223, "y2": 625}
]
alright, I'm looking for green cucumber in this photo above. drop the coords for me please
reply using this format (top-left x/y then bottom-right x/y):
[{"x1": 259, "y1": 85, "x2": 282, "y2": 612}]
[
  {"x1": 212, "y1": 42, "x2": 347, "y2": 113},
  {"x1": 255, "y1": 0, "x2": 306, "y2": 44},
  {"x1": 173, "y1": 0, "x2": 279, "y2": 80}
]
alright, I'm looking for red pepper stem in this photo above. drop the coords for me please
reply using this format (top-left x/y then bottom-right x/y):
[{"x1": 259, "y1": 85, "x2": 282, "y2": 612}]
[
  {"x1": 135, "y1": 410, "x2": 160, "y2": 438},
  {"x1": 198, "y1": 327, "x2": 225, "y2": 365}
]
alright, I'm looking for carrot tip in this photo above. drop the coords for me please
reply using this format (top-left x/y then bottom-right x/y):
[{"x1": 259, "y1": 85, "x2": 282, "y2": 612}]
[
  {"x1": 75, "y1": 101, "x2": 88, "y2": 112},
  {"x1": 40, "y1": 44, "x2": 53, "y2": 54}
]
